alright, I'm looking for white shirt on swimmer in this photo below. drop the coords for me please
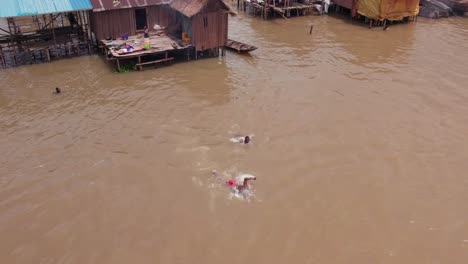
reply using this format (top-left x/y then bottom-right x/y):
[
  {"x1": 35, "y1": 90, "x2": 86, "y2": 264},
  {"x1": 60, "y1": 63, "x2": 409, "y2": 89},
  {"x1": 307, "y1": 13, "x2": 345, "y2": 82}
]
[{"x1": 234, "y1": 174, "x2": 256, "y2": 186}]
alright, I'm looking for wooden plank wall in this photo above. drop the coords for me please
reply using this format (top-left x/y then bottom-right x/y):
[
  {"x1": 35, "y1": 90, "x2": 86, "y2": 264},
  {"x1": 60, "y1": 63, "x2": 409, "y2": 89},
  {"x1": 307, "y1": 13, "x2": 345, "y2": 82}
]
[
  {"x1": 91, "y1": 8, "x2": 136, "y2": 40},
  {"x1": 191, "y1": 11, "x2": 228, "y2": 51},
  {"x1": 91, "y1": 5, "x2": 176, "y2": 41},
  {"x1": 147, "y1": 5, "x2": 177, "y2": 30}
]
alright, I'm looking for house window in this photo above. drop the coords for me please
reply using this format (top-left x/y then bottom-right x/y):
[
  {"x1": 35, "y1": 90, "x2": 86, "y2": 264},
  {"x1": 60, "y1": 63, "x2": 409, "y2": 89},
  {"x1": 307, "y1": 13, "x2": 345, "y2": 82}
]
[
  {"x1": 203, "y1": 16, "x2": 208, "y2": 28},
  {"x1": 135, "y1": 8, "x2": 147, "y2": 30}
]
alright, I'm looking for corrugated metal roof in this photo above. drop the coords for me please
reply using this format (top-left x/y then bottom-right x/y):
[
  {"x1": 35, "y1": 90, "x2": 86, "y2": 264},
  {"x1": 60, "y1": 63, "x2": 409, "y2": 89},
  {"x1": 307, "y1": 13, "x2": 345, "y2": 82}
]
[
  {"x1": 170, "y1": 0, "x2": 230, "y2": 17},
  {"x1": 0, "y1": 0, "x2": 93, "y2": 18},
  {"x1": 90, "y1": 0, "x2": 169, "y2": 12}
]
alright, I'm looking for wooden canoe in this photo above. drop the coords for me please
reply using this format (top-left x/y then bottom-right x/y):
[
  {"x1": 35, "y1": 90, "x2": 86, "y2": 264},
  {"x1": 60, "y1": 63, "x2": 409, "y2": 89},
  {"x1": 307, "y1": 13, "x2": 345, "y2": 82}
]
[{"x1": 225, "y1": 39, "x2": 258, "y2": 53}]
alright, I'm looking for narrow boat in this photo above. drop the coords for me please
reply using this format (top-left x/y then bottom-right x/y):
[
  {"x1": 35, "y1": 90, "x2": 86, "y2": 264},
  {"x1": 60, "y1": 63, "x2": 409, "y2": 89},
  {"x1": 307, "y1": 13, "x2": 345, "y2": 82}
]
[{"x1": 225, "y1": 39, "x2": 258, "y2": 53}]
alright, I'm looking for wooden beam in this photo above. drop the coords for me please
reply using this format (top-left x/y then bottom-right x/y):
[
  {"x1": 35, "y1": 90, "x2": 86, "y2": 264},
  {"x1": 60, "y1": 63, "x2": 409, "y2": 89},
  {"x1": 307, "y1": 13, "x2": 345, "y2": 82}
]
[{"x1": 42, "y1": 14, "x2": 61, "y2": 30}]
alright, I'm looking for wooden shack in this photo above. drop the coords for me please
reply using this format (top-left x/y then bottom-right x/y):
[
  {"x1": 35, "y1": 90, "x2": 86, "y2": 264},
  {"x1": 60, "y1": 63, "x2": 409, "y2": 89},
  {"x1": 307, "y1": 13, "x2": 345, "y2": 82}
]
[
  {"x1": 334, "y1": 0, "x2": 420, "y2": 25},
  {"x1": 170, "y1": 0, "x2": 230, "y2": 51},
  {"x1": 0, "y1": 0, "x2": 94, "y2": 69},
  {"x1": 90, "y1": 0, "x2": 230, "y2": 52}
]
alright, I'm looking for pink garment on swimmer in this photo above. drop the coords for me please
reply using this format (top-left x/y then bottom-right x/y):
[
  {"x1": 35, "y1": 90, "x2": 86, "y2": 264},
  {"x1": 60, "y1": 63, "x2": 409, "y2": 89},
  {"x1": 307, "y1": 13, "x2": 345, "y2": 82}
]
[{"x1": 226, "y1": 180, "x2": 236, "y2": 187}]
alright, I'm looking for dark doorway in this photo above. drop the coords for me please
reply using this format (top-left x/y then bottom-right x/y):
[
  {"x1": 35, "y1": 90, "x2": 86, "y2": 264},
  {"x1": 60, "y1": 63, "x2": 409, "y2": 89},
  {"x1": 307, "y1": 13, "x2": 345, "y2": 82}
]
[{"x1": 135, "y1": 9, "x2": 147, "y2": 30}]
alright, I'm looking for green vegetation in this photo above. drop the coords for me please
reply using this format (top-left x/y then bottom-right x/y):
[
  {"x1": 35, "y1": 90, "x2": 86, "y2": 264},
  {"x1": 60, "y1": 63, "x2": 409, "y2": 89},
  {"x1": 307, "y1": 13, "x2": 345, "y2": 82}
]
[{"x1": 115, "y1": 62, "x2": 136, "y2": 73}]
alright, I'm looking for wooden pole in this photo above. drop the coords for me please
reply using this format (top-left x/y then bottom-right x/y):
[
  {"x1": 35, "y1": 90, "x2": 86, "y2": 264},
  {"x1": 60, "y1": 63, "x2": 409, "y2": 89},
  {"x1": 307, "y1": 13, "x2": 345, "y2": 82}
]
[
  {"x1": 50, "y1": 14, "x2": 57, "y2": 46},
  {"x1": 77, "y1": 11, "x2": 83, "y2": 40},
  {"x1": 7, "y1": 18, "x2": 14, "y2": 48},
  {"x1": 42, "y1": 15, "x2": 47, "y2": 30},
  {"x1": 46, "y1": 47, "x2": 51, "y2": 62},
  {"x1": 309, "y1": 24, "x2": 314, "y2": 34},
  {"x1": 0, "y1": 47, "x2": 6, "y2": 69}
]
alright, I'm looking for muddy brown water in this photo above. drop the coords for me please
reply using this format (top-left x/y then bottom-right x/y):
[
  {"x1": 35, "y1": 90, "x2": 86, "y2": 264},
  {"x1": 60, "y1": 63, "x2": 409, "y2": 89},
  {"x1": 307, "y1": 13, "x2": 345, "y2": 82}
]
[{"x1": 1, "y1": 13, "x2": 468, "y2": 264}]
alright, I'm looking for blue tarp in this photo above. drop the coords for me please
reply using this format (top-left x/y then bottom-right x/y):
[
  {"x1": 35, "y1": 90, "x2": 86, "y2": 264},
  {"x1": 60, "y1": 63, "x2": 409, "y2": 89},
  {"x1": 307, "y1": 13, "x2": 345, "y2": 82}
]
[{"x1": 0, "y1": 0, "x2": 93, "y2": 18}]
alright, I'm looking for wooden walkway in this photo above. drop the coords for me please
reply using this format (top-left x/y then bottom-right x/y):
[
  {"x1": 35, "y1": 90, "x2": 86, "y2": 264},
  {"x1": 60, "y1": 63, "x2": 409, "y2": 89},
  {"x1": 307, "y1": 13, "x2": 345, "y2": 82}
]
[{"x1": 243, "y1": 0, "x2": 316, "y2": 19}]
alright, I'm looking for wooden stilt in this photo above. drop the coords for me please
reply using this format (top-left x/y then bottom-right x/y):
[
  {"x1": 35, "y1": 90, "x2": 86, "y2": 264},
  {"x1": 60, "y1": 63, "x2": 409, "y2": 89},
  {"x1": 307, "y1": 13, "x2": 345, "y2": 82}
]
[
  {"x1": 46, "y1": 48, "x2": 50, "y2": 62},
  {"x1": 50, "y1": 14, "x2": 57, "y2": 46},
  {"x1": 13, "y1": 49, "x2": 17, "y2": 66},
  {"x1": 138, "y1": 56, "x2": 142, "y2": 71},
  {"x1": 0, "y1": 47, "x2": 5, "y2": 69},
  {"x1": 116, "y1": 59, "x2": 121, "y2": 71},
  {"x1": 67, "y1": 44, "x2": 72, "y2": 56}
]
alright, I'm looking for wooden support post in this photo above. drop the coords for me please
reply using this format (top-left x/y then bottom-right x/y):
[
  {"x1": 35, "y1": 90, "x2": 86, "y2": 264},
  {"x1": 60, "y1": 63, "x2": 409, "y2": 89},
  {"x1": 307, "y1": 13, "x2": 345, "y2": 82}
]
[
  {"x1": 309, "y1": 24, "x2": 314, "y2": 34},
  {"x1": 165, "y1": 51, "x2": 168, "y2": 64},
  {"x1": 32, "y1": 50, "x2": 36, "y2": 64},
  {"x1": 46, "y1": 47, "x2": 51, "y2": 62},
  {"x1": 369, "y1": 19, "x2": 372, "y2": 29},
  {"x1": 116, "y1": 59, "x2": 121, "y2": 71},
  {"x1": 13, "y1": 49, "x2": 17, "y2": 66},
  {"x1": 67, "y1": 44, "x2": 72, "y2": 56},
  {"x1": 88, "y1": 11, "x2": 94, "y2": 46},
  {"x1": 138, "y1": 56, "x2": 142, "y2": 71},
  {"x1": 0, "y1": 47, "x2": 5, "y2": 69},
  {"x1": 50, "y1": 14, "x2": 57, "y2": 46}
]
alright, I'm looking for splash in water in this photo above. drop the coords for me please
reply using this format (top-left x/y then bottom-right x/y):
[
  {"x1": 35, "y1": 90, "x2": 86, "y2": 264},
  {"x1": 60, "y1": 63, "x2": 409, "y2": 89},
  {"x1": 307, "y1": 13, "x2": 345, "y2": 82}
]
[
  {"x1": 229, "y1": 134, "x2": 254, "y2": 144},
  {"x1": 211, "y1": 170, "x2": 257, "y2": 201}
]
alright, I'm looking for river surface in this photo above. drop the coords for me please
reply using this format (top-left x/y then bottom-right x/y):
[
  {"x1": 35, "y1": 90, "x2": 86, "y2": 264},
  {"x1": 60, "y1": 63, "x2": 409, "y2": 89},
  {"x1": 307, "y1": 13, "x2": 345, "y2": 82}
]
[{"x1": 1, "y1": 12, "x2": 468, "y2": 264}]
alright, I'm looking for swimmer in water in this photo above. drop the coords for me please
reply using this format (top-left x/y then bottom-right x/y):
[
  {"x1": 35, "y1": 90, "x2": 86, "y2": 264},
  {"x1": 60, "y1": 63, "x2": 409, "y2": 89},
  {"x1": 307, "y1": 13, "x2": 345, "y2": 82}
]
[
  {"x1": 226, "y1": 174, "x2": 256, "y2": 191},
  {"x1": 230, "y1": 135, "x2": 251, "y2": 144},
  {"x1": 54, "y1": 87, "x2": 61, "y2": 94}
]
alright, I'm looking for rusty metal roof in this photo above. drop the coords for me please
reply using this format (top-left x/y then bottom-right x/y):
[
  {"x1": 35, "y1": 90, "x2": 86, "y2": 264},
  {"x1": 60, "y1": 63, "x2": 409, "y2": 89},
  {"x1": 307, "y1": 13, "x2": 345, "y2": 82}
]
[
  {"x1": 90, "y1": 0, "x2": 170, "y2": 12},
  {"x1": 0, "y1": 0, "x2": 93, "y2": 18},
  {"x1": 90, "y1": 0, "x2": 231, "y2": 16},
  {"x1": 170, "y1": 0, "x2": 230, "y2": 17}
]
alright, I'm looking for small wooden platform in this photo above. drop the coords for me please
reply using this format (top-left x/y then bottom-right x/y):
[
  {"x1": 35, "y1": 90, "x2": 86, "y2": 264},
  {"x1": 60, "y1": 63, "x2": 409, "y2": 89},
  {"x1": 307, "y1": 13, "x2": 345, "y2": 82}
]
[
  {"x1": 101, "y1": 32, "x2": 190, "y2": 71},
  {"x1": 245, "y1": 0, "x2": 316, "y2": 19}
]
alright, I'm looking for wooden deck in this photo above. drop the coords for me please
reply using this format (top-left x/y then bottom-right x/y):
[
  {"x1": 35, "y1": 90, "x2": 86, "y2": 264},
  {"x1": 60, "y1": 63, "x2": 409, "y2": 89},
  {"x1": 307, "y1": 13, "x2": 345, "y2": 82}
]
[
  {"x1": 244, "y1": 0, "x2": 316, "y2": 19},
  {"x1": 101, "y1": 33, "x2": 191, "y2": 71}
]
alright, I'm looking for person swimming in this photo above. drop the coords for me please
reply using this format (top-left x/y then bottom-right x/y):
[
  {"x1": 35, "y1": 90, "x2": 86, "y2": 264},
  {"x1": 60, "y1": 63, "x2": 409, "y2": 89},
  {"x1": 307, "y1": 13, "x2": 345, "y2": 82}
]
[
  {"x1": 54, "y1": 87, "x2": 61, "y2": 94},
  {"x1": 226, "y1": 174, "x2": 256, "y2": 191},
  {"x1": 230, "y1": 135, "x2": 251, "y2": 144}
]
